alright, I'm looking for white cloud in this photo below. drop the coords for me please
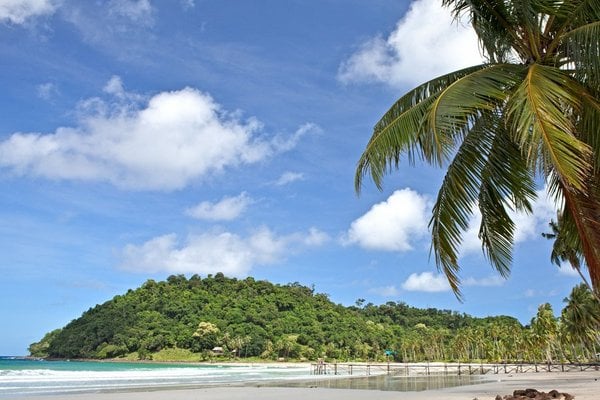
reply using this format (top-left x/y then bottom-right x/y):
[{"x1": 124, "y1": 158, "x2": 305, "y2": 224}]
[
  {"x1": 463, "y1": 275, "x2": 505, "y2": 287},
  {"x1": 369, "y1": 285, "x2": 400, "y2": 297},
  {"x1": 180, "y1": 0, "x2": 194, "y2": 9},
  {"x1": 0, "y1": 79, "x2": 308, "y2": 190},
  {"x1": 271, "y1": 122, "x2": 320, "y2": 153},
  {"x1": 275, "y1": 171, "x2": 304, "y2": 186},
  {"x1": 338, "y1": 0, "x2": 483, "y2": 87},
  {"x1": 185, "y1": 192, "x2": 253, "y2": 221},
  {"x1": 345, "y1": 188, "x2": 430, "y2": 251},
  {"x1": 299, "y1": 227, "x2": 330, "y2": 246},
  {"x1": 402, "y1": 272, "x2": 450, "y2": 292},
  {"x1": 108, "y1": 0, "x2": 153, "y2": 25},
  {"x1": 0, "y1": 0, "x2": 57, "y2": 24},
  {"x1": 121, "y1": 226, "x2": 328, "y2": 276},
  {"x1": 103, "y1": 75, "x2": 126, "y2": 97},
  {"x1": 401, "y1": 271, "x2": 504, "y2": 293},
  {"x1": 37, "y1": 82, "x2": 59, "y2": 100}
]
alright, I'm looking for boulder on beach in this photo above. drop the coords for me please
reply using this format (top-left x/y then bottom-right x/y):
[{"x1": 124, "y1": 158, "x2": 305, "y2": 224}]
[{"x1": 494, "y1": 388, "x2": 574, "y2": 400}]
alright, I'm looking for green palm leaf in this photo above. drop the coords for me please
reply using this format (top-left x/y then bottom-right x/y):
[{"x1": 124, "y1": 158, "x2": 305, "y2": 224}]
[
  {"x1": 562, "y1": 21, "x2": 600, "y2": 91},
  {"x1": 507, "y1": 64, "x2": 592, "y2": 189},
  {"x1": 428, "y1": 64, "x2": 526, "y2": 137},
  {"x1": 356, "y1": 65, "x2": 488, "y2": 193}
]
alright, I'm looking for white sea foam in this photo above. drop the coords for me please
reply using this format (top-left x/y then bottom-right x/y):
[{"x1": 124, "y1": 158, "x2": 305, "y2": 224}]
[{"x1": 0, "y1": 364, "x2": 312, "y2": 396}]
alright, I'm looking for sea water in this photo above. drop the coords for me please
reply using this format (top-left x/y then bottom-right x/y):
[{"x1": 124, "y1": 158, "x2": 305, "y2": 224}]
[
  {"x1": 0, "y1": 357, "x2": 485, "y2": 397},
  {"x1": 0, "y1": 356, "x2": 313, "y2": 397}
]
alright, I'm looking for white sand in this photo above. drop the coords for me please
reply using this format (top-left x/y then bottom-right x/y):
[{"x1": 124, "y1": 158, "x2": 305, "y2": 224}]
[{"x1": 9, "y1": 370, "x2": 600, "y2": 400}]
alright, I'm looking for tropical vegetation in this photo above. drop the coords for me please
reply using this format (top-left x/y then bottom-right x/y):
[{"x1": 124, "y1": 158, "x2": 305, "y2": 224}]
[
  {"x1": 355, "y1": 0, "x2": 600, "y2": 296},
  {"x1": 29, "y1": 275, "x2": 599, "y2": 363}
]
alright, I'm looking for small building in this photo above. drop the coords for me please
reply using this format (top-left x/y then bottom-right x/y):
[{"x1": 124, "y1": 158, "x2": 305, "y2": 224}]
[{"x1": 212, "y1": 346, "x2": 224, "y2": 354}]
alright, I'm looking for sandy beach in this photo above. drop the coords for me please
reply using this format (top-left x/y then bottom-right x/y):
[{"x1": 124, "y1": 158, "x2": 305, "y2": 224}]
[{"x1": 8, "y1": 370, "x2": 599, "y2": 400}]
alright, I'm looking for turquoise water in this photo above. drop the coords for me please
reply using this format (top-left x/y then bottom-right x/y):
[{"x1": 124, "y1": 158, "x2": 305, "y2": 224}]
[
  {"x1": 0, "y1": 357, "x2": 485, "y2": 397},
  {"x1": 0, "y1": 357, "x2": 312, "y2": 397}
]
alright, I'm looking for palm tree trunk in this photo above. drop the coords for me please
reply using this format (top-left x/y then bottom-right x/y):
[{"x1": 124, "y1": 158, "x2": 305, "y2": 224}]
[{"x1": 561, "y1": 178, "x2": 600, "y2": 291}]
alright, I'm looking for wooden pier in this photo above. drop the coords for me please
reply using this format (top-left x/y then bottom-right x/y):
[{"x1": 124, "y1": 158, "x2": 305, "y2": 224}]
[{"x1": 310, "y1": 362, "x2": 600, "y2": 376}]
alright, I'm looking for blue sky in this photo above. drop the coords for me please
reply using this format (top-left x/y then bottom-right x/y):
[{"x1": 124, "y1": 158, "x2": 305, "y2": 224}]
[{"x1": 0, "y1": 0, "x2": 585, "y2": 355}]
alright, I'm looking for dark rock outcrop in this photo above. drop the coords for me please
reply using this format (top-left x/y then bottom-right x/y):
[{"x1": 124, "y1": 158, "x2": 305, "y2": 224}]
[{"x1": 494, "y1": 388, "x2": 574, "y2": 400}]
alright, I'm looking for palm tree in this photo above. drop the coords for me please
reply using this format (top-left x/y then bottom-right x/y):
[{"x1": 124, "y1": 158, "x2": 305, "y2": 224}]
[
  {"x1": 542, "y1": 216, "x2": 600, "y2": 300},
  {"x1": 531, "y1": 303, "x2": 560, "y2": 362},
  {"x1": 355, "y1": 0, "x2": 600, "y2": 297},
  {"x1": 560, "y1": 284, "x2": 600, "y2": 360}
]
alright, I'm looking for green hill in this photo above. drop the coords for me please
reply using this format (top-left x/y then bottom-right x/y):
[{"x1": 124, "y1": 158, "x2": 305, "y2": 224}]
[{"x1": 30, "y1": 273, "x2": 521, "y2": 362}]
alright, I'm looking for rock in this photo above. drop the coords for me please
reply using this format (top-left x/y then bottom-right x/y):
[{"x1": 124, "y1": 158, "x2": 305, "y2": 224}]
[
  {"x1": 496, "y1": 388, "x2": 574, "y2": 400},
  {"x1": 548, "y1": 390, "x2": 560, "y2": 398}
]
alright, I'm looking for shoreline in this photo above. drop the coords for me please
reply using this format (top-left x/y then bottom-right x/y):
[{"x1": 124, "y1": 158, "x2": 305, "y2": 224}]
[{"x1": 4, "y1": 370, "x2": 599, "y2": 400}]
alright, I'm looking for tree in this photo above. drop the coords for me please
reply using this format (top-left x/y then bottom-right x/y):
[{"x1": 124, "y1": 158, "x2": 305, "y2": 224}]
[
  {"x1": 542, "y1": 217, "x2": 592, "y2": 290},
  {"x1": 560, "y1": 284, "x2": 600, "y2": 359},
  {"x1": 530, "y1": 303, "x2": 560, "y2": 362},
  {"x1": 355, "y1": 0, "x2": 600, "y2": 297},
  {"x1": 193, "y1": 321, "x2": 220, "y2": 351}
]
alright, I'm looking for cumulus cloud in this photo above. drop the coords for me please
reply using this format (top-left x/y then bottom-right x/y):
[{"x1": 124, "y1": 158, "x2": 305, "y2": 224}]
[
  {"x1": 0, "y1": 0, "x2": 57, "y2": 24},
  {"x1": 0, "y1": 78, "x2": 310, "y2": 190},
  {"x1": 402, "y1": 272, "x2": 450, "y2": 292},
  {"x1": 345, "y1": 188, "x2": 430, "y2": 251},
  {"x1": 338, "y1": 0, "x2": 483, "y2": 87},
  {"x1": 185, "y1": 192, "x2": 253, "y2": 221},
  {"x1": 121, "y1": 226, "x2": 328, "y2": 276},
  {"x1": 274, "y1": 171, "x2": 304, "y2": 186}
]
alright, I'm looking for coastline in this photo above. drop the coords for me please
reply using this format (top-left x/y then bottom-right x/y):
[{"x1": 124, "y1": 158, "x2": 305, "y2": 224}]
[{"x1": 5, "y1": 370, "x2": 599, "y2": 400}]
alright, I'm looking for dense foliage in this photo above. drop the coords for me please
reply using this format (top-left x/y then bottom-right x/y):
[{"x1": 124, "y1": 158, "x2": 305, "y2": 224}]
[{"x1": 29, "y1": 275, "x2": 599, "y2": 363}]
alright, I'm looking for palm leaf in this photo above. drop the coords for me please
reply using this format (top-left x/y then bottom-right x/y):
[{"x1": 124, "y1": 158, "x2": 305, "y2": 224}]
[
  {"x1": 478, "y1": 123, "x2": 536, "y2": 278},
  {"x1": 355, "y1": 65, "x2": 488, "y2": 193},
  {"x1": 562, "y1": 21, "x2": 600, "y2": 92},
  {"x1": 428, "y1": 63, "x2": 526, "y2": 138},
  {"x1": 430, "y1": 112, "x2": 536, "y2": 297},
  {"x1": 429, "y1": 113, "x2": 497, "y2": 297},
  {"x1": 506, "y1": 63, "x2": 592, "y2": 189},
  {"x1": 443, "y1": 0, "x2": 523, "y2": 61}
]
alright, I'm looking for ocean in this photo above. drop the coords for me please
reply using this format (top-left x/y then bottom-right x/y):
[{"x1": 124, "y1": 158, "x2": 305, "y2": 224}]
[
  {"x1": 0, "y1": 357, "x2": 485, "y2": 397},
  {"x1": 0, "y1": 357, "x2": 313, "y2": 397}
]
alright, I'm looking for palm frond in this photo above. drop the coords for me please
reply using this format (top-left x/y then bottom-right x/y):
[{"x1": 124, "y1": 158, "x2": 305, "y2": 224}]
[
  {"x1": 478, "y1": 123, "x2": 536, "y2": 278},
  {"x1": 428, "y1": 63, "x2": 526, "y2": 138},
  {"x1": 545, "y1": 0, "x2": 600, "y2": 60},
  {"x1": 430, "y1": 109, "x2": 536, "y2": 297},
  {"x1": 443, "y1": 0, "x2": 523, "y2": 61},
  {"x1": 429, "y1": 113, "x2": 497, "y2": 298},
  {"x1": 578, "y1": 88, "x2": 600, "y2": 171},
  {"x1": 562, "y1": 21, "x2": 600, "y2": 92},
  {"x1": 355, "y1": 65, "x2": 489, "y2": 193},
  {"x1": 506, "y1": 63, "x2": 592, "y2": 190}
]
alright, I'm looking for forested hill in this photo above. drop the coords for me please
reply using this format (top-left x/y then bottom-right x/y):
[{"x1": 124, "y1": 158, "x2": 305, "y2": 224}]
[{"x1": 29, "y1": 273, "x2": 519, "y2": 361}]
